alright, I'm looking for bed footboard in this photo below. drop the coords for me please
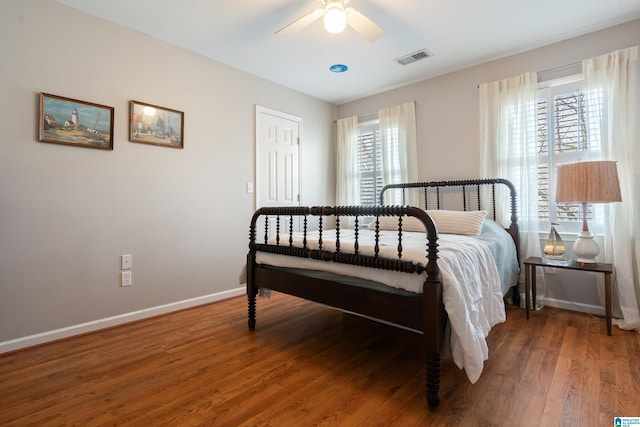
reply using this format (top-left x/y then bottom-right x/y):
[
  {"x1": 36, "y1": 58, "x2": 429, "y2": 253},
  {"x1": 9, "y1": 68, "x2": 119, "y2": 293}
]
[{"x1": 247, "y1": 205, "x2": 443, "y2": 407}]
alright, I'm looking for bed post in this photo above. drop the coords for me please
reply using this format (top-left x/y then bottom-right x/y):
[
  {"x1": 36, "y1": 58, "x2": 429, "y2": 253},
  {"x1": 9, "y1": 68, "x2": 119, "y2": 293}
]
[
  {"x1": 423, "y1": 280, "x2": 443, "y2": 409},
  {"x1": 247, "y1": 210, "x2": 260, "y2": 331},
  {"x1": 405, "y1": 206, "x2": 442, "y2": 409},
  {"x1": 247, "y1": 254, "x2": 257, "y2": 331},
  {"x1": 423, "y1": 241, "x2": 443, "y2": 409}
]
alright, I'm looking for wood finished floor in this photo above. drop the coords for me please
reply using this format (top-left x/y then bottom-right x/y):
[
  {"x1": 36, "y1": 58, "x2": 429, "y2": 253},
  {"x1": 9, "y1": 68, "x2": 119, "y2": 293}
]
[{"x1": 1, "y1": 293, "x2": 639, "y2": 426}]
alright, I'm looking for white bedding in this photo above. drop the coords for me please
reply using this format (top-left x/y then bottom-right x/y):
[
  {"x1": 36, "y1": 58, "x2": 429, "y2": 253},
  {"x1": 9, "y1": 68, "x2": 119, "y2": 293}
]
[{"x1": 249, "y1": 229, "x2": 506, "y2": 383}]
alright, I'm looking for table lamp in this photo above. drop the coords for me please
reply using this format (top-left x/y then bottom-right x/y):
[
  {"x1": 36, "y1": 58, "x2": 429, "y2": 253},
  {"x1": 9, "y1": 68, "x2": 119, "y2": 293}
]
[{"x1": 555, "y1": 161, "x2": 621, "y2": 263}]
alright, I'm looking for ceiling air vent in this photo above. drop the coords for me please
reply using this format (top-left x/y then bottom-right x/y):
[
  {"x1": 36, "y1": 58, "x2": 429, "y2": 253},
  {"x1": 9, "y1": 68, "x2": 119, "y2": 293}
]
[{"x1": 394, "y1": 49, "x2": 433, "y2": 66}]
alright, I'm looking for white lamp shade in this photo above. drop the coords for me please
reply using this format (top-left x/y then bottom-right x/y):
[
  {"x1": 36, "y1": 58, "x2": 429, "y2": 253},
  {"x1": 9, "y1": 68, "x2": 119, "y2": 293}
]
[{"x1": 555, "y1": 161, "x2": 621, "y2": 204}]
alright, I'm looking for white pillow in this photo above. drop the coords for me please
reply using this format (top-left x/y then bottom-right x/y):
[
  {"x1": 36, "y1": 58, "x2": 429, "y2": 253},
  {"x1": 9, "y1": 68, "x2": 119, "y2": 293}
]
[
  {"x1": 426, "y1": 209, "x2": 488, "y2": 236},
  {"x1": 367, "y1": 209, "x2": 488, "y2": 236}
]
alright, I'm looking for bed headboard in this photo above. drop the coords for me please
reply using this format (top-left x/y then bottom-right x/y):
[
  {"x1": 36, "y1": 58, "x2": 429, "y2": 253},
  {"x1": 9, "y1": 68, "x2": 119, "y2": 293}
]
[{"x1": 380, "y1": 178, "x2": 519, "y2": 261}]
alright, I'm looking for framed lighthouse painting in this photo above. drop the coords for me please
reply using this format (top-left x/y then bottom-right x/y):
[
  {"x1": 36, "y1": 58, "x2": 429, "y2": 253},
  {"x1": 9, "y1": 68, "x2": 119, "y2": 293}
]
[{"x1": 38, "y1": 93, "x2": 114, "y2": 150}]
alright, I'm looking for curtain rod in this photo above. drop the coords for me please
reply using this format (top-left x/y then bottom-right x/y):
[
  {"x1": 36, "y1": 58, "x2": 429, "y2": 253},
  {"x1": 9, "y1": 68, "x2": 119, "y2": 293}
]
[
  {"x1": 477, "y1": 61, "x2": 583, "y2": 88},
  {"x1": 537, "y1": 61, "x2": 581, "y2": 75},
  {"x1": 356, "y1": 111, "x2": 378, "y2": 121},
  {"x1": 359, "y1": 111, "x2": 378, "y2": 118},
  {"x1": 333, "y1": 111, "x2": 377, "y2": 124},
  {"x1": 334, "y1": 101, "x2": 416, "y2": 123},
  {"x1": 354, "y1": 111, "x2": 379, "y2": 120}
]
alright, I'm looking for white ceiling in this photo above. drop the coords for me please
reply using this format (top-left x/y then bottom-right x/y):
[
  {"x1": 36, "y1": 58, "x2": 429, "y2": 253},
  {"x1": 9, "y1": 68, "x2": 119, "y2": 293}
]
[{"x1": 54, "y1": 0, "x2": 640, "y2": 105}]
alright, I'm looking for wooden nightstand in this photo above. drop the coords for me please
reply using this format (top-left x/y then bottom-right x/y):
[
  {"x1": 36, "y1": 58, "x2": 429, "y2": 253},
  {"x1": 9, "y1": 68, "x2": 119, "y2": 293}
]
[{"x1": 524, "y1": 256, "x2": 614, "y2": 336}]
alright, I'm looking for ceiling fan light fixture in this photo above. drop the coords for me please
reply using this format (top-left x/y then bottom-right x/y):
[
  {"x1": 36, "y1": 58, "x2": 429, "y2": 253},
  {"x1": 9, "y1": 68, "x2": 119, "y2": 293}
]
[
  {"x1": 324, "y1": 3, "x2": 346, "y2": 34},
  {"x1": 275, "y1": 0, "x2": 383, "y2": 43}
]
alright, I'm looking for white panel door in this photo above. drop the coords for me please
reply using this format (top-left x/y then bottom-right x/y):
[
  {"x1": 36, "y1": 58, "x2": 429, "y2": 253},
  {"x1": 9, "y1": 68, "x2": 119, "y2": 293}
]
[{"x1": 256, "y1": 106, "x2": 301, "y2": 210}]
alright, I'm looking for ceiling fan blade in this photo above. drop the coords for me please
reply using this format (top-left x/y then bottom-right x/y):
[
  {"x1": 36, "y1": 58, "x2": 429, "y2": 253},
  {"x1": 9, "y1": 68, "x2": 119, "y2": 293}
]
[
  {"x1": 276, "y1": 8, "x2": 324, "y2": 35},
  {"x1": 345, "y1": 8, "x2": 384, "y2": 42}
]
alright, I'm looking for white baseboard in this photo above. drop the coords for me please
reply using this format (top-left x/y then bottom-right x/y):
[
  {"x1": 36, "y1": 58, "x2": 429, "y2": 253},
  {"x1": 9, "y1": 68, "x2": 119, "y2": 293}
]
[
  {"x1": 0, "y1": 287, "x2": 246, "y2": 354},
  {"x1": 543, "y1": 296, "x2": 605, "y2": 316}
]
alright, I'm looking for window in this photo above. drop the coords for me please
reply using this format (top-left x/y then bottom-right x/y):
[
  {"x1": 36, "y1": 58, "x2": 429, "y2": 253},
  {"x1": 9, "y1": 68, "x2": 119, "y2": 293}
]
[
  {"x1": 536, "y1": 76, "x2": 604, "y2": 230},
  {"x1": 337, "y1": 103, "x2": 416, "y2": 208},
  {"x1": 357, "y1": 121, "x2": 383, "y2": 205},
  {"x1": 356, "y1": 120, "x2": 404, "y2": 205}
]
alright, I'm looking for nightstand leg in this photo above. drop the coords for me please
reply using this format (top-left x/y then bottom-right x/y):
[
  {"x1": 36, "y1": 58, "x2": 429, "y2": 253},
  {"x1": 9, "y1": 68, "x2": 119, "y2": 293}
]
[
  {"x1": 531, "y1": 265, "x2": 537, "y2": 313},
  {"x1": 605, "y1": 272, "x2": 612, "y2": 336},
  {"x1": 525, "y1": 264, "x2": 531, "y2": 319}
]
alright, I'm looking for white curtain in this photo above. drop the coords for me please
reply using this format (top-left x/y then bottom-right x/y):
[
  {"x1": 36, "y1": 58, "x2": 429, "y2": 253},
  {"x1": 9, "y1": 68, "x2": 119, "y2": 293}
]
[
  {"x1": 336, "y1": 115, "x2": 360, "y2": 206},
  {"x1": 583, "y1": 46, "x2": 640, "y2": 332},
  {"x1": 379, "y1": 102, "x2": 418, "y2": 205},
  {"x1": 479, "y1": 72, "x2": 546, "y2": 308}
]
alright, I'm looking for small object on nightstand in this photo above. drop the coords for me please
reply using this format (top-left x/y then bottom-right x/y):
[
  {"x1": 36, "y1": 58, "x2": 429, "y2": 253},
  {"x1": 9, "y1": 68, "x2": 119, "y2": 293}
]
[{"x1": 542, "y1": 224, "x2": 572, "y2": 266}]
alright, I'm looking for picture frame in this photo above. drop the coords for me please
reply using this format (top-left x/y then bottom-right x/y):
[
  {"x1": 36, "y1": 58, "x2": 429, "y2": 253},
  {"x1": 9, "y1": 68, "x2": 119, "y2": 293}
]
[
  {"x1": 39, "y1": 93, "x2": 114, "y2": 150},
  {"x1": 129, "y1": 101, "x2": 184, "y2": 149}
]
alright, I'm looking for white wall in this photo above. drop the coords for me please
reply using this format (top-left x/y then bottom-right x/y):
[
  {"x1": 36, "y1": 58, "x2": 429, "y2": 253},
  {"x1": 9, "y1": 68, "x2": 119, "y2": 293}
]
[
  {"x1": 0, "y1": 0, "x2": 335, "y2": 350},
  {"x1": 337, "y1": 19, "x2": 640, "y2": 314}
]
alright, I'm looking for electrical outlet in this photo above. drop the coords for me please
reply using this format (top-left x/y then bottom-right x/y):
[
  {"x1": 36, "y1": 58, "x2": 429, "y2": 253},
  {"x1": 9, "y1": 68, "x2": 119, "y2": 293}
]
[
  {"x1": 121, "y1": 254, "x2": 132, "y2": 270},
  {"x1": 121, "y1": 271, "x2": 132, "y2": 287}
]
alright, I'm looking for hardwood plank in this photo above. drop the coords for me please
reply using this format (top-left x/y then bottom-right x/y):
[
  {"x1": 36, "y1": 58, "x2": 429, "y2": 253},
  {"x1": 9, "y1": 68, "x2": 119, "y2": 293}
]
[
  {"x1": 1, "y1": 294, "x2": 639, "y2": 426},
  {"x1": 520, "y1": 393, "x2": 548, "y2": 427}
]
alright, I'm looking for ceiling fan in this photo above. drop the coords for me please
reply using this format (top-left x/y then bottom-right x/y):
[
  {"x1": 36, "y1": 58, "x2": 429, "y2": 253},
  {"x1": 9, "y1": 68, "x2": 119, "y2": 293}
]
[{"x1": 276, "y1": 0, "x2": 384, "y2": 43}]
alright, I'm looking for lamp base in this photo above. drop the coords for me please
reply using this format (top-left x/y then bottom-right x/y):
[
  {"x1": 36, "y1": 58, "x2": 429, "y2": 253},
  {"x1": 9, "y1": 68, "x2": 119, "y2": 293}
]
[{"x1": 572, "y1": 231, "x2": 599, "y2": 263}]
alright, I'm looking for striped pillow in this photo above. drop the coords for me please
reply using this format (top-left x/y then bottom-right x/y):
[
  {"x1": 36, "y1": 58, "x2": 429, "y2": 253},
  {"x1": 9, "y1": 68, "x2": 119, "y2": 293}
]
[
  {"x1": 426, "y1": 209, "x2": 487, "y2": 236},
  {"x1": 368, "y1": 209, "x2": 487, "y2": 236}
]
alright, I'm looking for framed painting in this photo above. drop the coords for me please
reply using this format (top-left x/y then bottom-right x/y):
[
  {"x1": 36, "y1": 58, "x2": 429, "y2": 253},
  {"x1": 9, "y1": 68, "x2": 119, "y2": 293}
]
[
  {"x1": 129, "y1": 101, "x2": 183, "y2": 149},
  {"x1": 39, "y1": 93, "x2": 114, "y2": 150}
]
